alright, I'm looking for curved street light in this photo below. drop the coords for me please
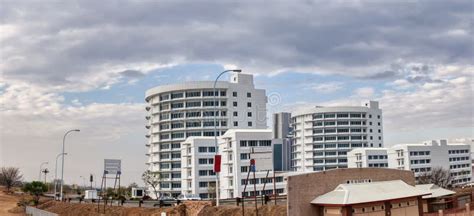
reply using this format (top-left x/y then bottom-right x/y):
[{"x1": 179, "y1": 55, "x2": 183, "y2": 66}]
[
  {"x1": 213, "y1": 69, "x2": 241, "y2": 206},
  {"x1": 59, "y1": 129, "x2": 80, "y2": 201}
]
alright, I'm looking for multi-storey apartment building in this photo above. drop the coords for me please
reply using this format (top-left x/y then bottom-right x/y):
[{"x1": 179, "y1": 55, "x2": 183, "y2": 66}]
[
  {"x1": 290, "y1": 101, "x2": 384, "y2": 172},
  {"x1": 389, "y1": 140, "x2": 472, "y2": 185},
  {"x1": 219, "y1": 129, "x2": 286, "y2": 199},
  {"x1": 179, "y1": 129, "x2": 287, "y2": 199},
  {"x1": 347, "y1": 140, "x2": 472, "y2": 186},
  {"x1": 348, "y1": 148, "x2": 389, "y2": 168},
  {"x1": 180, "y1": 137, "x2": 217, "y2": 198},
  {"x1": 144, "y1": 73, "x2": 267, "y2": 197}
]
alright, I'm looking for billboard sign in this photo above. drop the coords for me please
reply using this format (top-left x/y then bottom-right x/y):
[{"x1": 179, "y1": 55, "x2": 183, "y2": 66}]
[
  {"x1": 250, "y1": 150, "x2": 272, "y2": 171},
  {"x1": 104, "y1": 159, "x2": 121, "y2": 174}
]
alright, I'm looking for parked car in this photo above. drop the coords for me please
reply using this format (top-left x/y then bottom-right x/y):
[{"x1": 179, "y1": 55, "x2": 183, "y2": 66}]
[
  {"x1": 177, "y1": 194, "x2": 202, "y2": 201},
  {"x1": 153, "y1": 195, "x2": 176, "y2": 207}
]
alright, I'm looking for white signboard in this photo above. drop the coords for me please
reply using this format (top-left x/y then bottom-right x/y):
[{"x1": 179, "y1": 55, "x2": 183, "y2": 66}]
[
  {"x1": 250, "y1": 150, "x2": 273, "y2": 171},
  {"x1": 104, "y1": 159, "x2": 121, "y2": 174}
]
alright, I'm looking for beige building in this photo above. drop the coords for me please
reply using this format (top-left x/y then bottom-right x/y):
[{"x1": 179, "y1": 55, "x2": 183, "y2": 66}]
[
  {"x1": 311, "y1": 180, "x2": 428, "y2": 216},
  {"x1": 286, "y1": 168, "x2": 417, "y2": 216},
  {"x1": 415, "y1": 184, "x2": 455, "y2": 213}
]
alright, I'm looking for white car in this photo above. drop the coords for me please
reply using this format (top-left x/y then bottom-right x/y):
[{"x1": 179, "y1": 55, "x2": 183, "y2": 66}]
[{"x1": 177, "y1": 194, "x2": 202, "y2": 201}]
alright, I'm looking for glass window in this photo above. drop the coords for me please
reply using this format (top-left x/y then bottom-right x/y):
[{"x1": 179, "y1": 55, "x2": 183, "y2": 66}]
[{"x1": 186, "y1": 91, "x2": 201, "y2": 97}]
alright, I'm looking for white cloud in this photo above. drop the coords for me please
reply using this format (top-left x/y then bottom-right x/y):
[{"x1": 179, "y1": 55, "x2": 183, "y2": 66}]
[
  {"x1": 310, "y1": 82, "x2": 344, "y2": 93},
  {"x1": 354, "y1": 87, "x2": 375, "y2": 98},
  {"x1": 390, "y1": 79, "x2": 413, "y2": 89},
  {"x1": 0, "y1": 82, "x2": 146, "y2": 185},
  {"x1": 282, "y1": 63, "x2": 473, "y2": 135},
  {"x1": 1, "y1": 1, "x2": 472, "y2": 91}
]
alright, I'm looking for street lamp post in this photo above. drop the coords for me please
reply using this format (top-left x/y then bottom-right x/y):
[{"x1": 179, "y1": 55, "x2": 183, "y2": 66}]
[
  {"x1": 39, "y1": 162, "x2": 48, "y2": 181},
  {"x1": 80, "y1": 176, "x2": 86, "y2": 191},
  {"x1": 59, "y1": 129, "x2": 80, "y2": 201},
  {"x1": 213, "y1": 69, "x2": 241, "y2": 206},
  {"x1": 54, "y1": 153, "x2": 67, "y2": 200}
]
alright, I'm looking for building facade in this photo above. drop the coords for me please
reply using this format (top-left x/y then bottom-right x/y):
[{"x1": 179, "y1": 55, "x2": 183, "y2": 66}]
[
  {"x1": 180, "y1": 137, "x2": 217, "y2": 198},
  {"x1": 347, "y1": 140, "x2": 472, "y2": 186},
  {"x1": 272, "y1": 112, "x2": 292, "y2": 139},
  {"x1": 179, "y1": 129, "x2": 287, "y2": 199},
  {"x1": 348, "y1": 148, "x2": 389, "y2": 168},
  {"x1": 272, "y1": 112, "x2": 293, "y2": 171},
  {"x1": 312, "y1": 180, "x2": 427, "y2": 216},
  {"x1": 219, "y1": 129, "x2": 286, "y2": 199},
  {"x1": 286, "y1": 168, "x2": 416, "y2": 216},
  {"x1": 144, "y1": 73, "x2": 267, "y2": 197},
  {"x1": 290, "y1": 101, "x2": 384, "y2": 172}
]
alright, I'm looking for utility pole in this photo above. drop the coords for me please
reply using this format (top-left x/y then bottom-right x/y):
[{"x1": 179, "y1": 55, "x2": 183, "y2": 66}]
[
  {"x1": 90, "y1": 174, "x2": 93, "y2": 189},
  {"x1": 39, "y1": 162, "x2": 48, "y2": 181},
  {"x1": 42, "y1": 168, "x2": 50, "y2": 184}
]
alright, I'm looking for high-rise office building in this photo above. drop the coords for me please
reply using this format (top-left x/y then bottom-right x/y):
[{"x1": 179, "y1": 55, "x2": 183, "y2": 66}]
[
  {"x1": 272, "y1": 112, "x2": 292, "y2": 171},
  {"x1": 272, "y1": 112, "x2": 292, "y2": 139}
]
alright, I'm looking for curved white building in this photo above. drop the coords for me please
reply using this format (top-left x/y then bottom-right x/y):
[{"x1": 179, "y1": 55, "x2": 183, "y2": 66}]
[
  {"x1": 290, "y1": 101, "x2": 383, "y2": 172},
  {"x1": 145, "y1": 73, "x2": 267, "y2": 197}
]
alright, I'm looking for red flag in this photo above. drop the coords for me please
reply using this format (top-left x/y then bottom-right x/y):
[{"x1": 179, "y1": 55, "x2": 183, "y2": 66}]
[{"x1": 214, "y1": 155, "x2": 222, "y2": 173}]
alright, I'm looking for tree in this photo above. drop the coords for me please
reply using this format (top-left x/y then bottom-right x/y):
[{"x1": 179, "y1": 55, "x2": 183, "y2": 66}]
[
  {"x1": 22, "y1": 181, "x2": 47, "y2": 206},
  {"x1": 142, "y1": 170, "x2": 161, "y2": 199},
  {"x1": 0, "y1": 167, "x2": 23, "y2": 192},
  {"x1": 417, "y1": 167, "x2": 453, "y2": 188},
  {"x1": 207, "y1": 182, "x2": 216, "y2": 199}
]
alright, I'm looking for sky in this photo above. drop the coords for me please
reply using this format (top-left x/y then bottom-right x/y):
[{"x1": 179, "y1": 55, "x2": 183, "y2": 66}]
[{"x1": 0, "y1": 0, "x2": 473, "y2": 186}]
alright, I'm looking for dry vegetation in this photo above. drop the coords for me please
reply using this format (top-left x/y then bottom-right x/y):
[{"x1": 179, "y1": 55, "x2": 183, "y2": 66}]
[
  {"x1": 36, "y1": 200, "x2": 286, "y2": 216},
  {"x1": 0, "y1": 187, "x2": 26, "y2": 216},
  {"x1": 0, "y1": 185, "x2": 286, "y2": 216}
]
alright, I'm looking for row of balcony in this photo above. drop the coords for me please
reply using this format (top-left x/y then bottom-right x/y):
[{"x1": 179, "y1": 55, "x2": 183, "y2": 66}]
[{"x1": 150, "y1": 105, "x2": 229, "y2": 114}]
